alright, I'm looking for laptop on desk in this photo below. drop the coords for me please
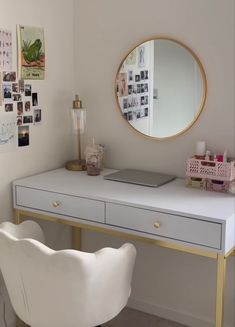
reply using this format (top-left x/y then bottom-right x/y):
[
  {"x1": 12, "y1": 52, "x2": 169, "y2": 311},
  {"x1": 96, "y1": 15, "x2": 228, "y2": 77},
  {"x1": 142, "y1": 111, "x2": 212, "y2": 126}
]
[{"x1": 104, "y1": 169, "x2": 175, "y2": 187}]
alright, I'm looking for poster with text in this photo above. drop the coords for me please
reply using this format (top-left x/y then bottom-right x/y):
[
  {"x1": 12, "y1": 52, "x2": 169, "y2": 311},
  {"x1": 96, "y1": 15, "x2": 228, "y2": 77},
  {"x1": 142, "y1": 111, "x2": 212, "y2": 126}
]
[
  {"x1": 17, "y1": 25, "x2": 45, "y2": 80},
  {"x1": 0, "y1": 29, "x2": 12, "y2": 71}
]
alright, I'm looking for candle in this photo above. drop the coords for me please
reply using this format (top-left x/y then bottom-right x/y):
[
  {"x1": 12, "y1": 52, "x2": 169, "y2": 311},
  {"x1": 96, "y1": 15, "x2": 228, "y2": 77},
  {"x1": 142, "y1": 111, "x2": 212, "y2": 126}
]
[{"x1": 196, "y1": 141, "x2": 206, "y2": 156}]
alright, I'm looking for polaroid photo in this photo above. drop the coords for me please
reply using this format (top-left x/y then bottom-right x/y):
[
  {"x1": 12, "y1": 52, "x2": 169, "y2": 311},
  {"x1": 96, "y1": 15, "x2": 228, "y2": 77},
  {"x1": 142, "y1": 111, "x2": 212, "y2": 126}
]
[
  {"x1": 5, "y1": 103, "x2": 13, "y2": 112},
  {"x1": 23, "y1": 116, "x2": 33, "y2": 124},
  {"x1": 141, "y1": 84, "x2": 145, "y2": 93},
  {"x1": 128, "y1": 71, "x2": 133, "y2": 82},
  {"x1": 17, "y1": 116, "x2": 23, "y2": 126},
  {"x1": 13, "y1": 94, "x2": 22, "y2": 102},
  {"x1": 141, "y1": 96, "x2": 145, "y2": 106},
  {"x1": 3, "y1": 71, "x2": 16, "y2": 82},
  {"x1": 136, "y1": 110, "x2": 141, "y2": 119},
  {"x1": 135, "y1": 75, "x2": 140, "y2": 82},
  {"x1": 140, "y1": 108, "x2": 145, "y2": 118},
  {"x1": 138, "y1": 46, "x2": 145, "y2": 68},
  {"x1": 128, "y1": 96, "x2": 133, "y2": 108},
  {"x1": 18, "y1": 125, "x2": 29, "y2": 147},
  {"x1": 132, "y1": 85, "x2": 137, "y2": 94},
  {"x1": 118, "y1": 73, "x2": 128, "y2": 97},
  {"x1": 140, "y1": 71, "x2": 145, "y2": 80},
  {"x1": 19, "y1": 80, "x2": 25, "y2": 93},
  {"x1": 24, "y1": 101, "x2": 31, "y2": 112},
  {"x1": 32, "y1": 92, "x2": 38, "y2": 106},
  {"x1": 12, "y1": 83, "x2": 19, "y2": 93},
  {"x1": 25, "y1": 84, "x2": 32, "y2": 96},
  {"x1": 128, "y1": 85, "x2": 133, "y2": 95},
  {"x1": 123, "y1": 98, "x2": 128, "y2": 110},
  {"x1": 127, "y1": 111, "x2": 133, "y2": 121},
  {"x1": 3, "y1": 84, "x2": 12, "y2": 100},
  {"x1": 17, "y1": 102, "x2": 23, "y2": 115},
  {"x1": 34, "y1": 108, "x2": 42, "y2": 124},
  {"x1": 133, "y1": 96, "x2": 140, "y2": 109}
]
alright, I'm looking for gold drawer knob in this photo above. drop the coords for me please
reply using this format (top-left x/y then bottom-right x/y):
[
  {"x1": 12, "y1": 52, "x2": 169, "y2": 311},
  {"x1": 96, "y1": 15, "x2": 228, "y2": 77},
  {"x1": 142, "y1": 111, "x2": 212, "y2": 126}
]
[
  {"x1": 52, "y1": 201, "x2": 61, "y2": 208},
  {"x1": 154, "y1": 222, "x2": 161, "y2": 229}
]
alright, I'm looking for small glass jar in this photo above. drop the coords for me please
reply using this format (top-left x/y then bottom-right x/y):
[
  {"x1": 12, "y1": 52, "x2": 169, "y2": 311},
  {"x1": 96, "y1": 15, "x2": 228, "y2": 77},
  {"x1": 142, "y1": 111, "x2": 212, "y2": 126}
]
[{"x1": 86, "y1": 151, "x2": 102, "y2": 176}]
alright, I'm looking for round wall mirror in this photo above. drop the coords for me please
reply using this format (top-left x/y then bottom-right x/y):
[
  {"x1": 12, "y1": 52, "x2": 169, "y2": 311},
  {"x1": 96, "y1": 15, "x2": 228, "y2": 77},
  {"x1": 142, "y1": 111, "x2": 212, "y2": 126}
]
[{"x1": 115, "y1": 37, "x2": 207, "y2": 139}]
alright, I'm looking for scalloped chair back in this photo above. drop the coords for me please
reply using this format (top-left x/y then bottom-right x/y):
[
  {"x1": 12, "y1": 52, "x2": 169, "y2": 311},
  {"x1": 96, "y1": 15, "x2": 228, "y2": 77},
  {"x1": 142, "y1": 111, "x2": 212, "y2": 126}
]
[{"x1": 0, "y1": 220, "x2": 136, "y2": 327}]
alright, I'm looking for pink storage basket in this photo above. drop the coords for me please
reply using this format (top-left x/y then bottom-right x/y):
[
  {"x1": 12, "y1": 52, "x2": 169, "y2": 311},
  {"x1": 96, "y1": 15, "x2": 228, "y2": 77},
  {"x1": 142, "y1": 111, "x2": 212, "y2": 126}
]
[
  {"x1": 186, "y1": 158, "x2": 235, "y2": 181},
  {"x1": 207, "y1": 179, "x2": 230, "y2": 193},
  {"x1": 186, "y1": 177, "x2": 206, "y2": 190}
]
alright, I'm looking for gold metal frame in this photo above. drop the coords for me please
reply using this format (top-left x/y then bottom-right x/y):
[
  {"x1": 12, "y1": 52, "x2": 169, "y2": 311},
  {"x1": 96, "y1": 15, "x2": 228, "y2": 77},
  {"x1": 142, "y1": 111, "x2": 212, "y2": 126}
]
[
  {"x1": 15, "y1": 209, "x2": 234, "y2": 327},
  {"x1": 114, "y1": 36, "x2": 207, "y2": 141}
]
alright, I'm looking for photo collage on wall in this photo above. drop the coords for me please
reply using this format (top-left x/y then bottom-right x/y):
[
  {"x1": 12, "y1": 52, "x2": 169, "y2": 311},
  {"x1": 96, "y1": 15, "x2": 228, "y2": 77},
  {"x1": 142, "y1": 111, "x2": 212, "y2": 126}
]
[
  {"x1": 117, "y1": 46, "x2": 149, "y2": 122},
  {"x1": 0, "y1": 26, "x2": 43, "y2": 149}
]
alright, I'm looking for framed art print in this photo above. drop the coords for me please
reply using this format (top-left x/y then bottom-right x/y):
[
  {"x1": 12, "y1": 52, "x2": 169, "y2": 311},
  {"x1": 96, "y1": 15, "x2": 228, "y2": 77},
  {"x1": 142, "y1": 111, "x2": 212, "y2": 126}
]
[{"x1": 17, "y1": 25, "x2": 45, "y2": 80}]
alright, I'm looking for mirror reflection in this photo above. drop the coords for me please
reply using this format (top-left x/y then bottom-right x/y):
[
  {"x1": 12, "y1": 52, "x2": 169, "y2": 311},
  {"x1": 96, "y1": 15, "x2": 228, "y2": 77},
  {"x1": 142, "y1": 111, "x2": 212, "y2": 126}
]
[{"x1": 115, "y1": 38, "x2": 207, "y2": 139}]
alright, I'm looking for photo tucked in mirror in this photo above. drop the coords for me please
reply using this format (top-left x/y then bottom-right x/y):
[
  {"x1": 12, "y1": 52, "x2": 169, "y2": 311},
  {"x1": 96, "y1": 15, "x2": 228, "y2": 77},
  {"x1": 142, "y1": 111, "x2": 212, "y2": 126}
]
[{"x1": 115, "y1": 38, "x2": 207, "y2": 139}]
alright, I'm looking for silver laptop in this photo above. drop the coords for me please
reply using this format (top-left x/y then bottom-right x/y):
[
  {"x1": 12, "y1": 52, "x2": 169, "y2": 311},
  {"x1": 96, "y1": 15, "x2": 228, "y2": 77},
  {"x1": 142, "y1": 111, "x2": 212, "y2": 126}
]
[{"x1": 104, "y1": 169, "x2": 175, "y2": 187}]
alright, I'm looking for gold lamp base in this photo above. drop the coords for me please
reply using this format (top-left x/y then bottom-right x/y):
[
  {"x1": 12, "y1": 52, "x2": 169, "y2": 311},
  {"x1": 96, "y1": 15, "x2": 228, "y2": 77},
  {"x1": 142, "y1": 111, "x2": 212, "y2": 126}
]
[{"x1": 65, "y1": 159, "x2": 86, "y2": 171}]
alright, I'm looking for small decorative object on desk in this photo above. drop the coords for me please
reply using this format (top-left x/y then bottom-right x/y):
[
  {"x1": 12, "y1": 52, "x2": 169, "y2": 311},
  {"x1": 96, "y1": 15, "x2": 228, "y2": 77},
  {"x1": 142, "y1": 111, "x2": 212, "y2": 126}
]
[
  {"x1": 186, "y1": 142, "x2": 235, "y2": 194},
  {"x1": 85, "y1": 138, "x2": 104, "y2": 176}
]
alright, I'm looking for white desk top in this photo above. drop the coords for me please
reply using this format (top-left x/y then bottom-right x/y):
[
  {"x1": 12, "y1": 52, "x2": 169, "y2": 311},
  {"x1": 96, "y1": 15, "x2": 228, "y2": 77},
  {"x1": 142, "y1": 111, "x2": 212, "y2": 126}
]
[{"x1": 14, "y1": 168, "x2": 235, "y2": 224}]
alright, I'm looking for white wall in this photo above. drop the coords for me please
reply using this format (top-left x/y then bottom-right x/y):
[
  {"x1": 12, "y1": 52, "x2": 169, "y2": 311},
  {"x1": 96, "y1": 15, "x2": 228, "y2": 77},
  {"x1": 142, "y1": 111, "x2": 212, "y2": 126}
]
[
  {"x1": 74, "y1": 1, "x2": 235, "y2": 327},
  {"x1": 0, "y1": 0, "x2": 75, "y2": 326}
]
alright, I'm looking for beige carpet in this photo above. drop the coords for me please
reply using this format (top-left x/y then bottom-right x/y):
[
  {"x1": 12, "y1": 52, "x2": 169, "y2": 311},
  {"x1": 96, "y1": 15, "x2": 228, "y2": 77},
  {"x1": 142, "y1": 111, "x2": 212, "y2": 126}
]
[{"x1": 103, "y1": 307, "x2": 189, "y2": 327}]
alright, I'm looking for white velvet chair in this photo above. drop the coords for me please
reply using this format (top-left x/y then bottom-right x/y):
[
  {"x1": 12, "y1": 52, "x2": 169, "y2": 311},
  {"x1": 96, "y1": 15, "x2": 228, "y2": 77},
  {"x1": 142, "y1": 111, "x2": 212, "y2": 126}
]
[{"x1": 0, "y1": 220, "x2": 136, "y2": 327}]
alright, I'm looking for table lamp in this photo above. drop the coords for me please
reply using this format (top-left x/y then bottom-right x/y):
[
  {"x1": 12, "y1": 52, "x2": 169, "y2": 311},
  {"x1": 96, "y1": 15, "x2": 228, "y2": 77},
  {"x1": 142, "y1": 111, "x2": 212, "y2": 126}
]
[{"x1": 65, "y1": 95, "x2": 86, "y2": 171}]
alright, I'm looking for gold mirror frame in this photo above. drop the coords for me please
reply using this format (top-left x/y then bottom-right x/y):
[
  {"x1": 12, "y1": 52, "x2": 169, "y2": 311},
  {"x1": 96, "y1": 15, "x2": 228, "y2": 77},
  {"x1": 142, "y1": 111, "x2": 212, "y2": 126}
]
[{"x1": 115, "y1": 36, "x2": 207, "y2": 140}]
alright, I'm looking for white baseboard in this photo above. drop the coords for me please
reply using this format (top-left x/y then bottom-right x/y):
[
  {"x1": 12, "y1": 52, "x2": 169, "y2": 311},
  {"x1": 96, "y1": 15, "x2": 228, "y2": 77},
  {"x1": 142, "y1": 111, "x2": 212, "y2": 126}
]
[{"x1": 128, "y1": 298, "x2": 233, "y2": 327}]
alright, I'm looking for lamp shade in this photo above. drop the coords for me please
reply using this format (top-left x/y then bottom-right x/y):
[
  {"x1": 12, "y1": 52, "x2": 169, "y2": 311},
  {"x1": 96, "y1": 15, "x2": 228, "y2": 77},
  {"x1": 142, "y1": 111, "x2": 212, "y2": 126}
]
[
  {"x1": 65, "y1": 95, "x2": 86, "y2": 171},
  {"x1": 71, "y1": 107, "x2": 86, "y2": 134}
]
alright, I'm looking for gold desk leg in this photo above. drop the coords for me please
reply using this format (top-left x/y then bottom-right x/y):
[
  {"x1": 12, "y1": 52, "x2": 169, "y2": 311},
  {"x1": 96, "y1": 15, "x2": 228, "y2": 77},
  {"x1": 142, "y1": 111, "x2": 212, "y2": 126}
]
[
  {"x1": 215, "y1": 254, "x2": 227, "y2": 327},
  {"x1": 72, "y1": 227, "x2": 81, "y2": 250},
  {"x1": 15, "y1": 210, "x2": 22, "y2": 225}
]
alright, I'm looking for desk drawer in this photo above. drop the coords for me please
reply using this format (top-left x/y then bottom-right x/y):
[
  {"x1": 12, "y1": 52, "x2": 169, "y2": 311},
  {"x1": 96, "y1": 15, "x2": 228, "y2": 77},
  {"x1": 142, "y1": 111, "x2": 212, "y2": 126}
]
[
  {"x1": 15, "y1": 186, "x2": 105, "y2": 223},
  {"x1": 106, "y1": 203, "x2": 221, "y2": 249}
]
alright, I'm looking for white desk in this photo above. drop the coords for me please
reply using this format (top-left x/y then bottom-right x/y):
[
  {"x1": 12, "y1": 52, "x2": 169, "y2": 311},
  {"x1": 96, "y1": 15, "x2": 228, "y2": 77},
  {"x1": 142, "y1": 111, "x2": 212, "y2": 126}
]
[{"x1": 13, "y1": 168, "x2": 235, "y2": 327}]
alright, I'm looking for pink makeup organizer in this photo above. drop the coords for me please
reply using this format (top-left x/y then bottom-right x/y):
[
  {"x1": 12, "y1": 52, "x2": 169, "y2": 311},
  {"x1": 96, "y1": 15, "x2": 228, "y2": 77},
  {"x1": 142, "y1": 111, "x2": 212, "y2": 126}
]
[{"x1": 186, "y1": 157, "x2": 235, "y2": 193}]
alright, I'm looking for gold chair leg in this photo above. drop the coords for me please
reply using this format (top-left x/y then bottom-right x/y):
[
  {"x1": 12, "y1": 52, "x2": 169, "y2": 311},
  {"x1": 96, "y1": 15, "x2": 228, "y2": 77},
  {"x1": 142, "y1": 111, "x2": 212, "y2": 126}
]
[{"x1": 215, "y1": 254, "x2": 227, "y2": 327}]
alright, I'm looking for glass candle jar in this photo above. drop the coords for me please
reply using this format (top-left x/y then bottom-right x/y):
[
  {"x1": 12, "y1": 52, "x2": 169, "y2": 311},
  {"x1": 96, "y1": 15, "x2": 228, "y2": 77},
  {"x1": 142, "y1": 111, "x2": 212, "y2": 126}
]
[{"x1": 86, "y1": 151, "x2": 102, "y2": 176}]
